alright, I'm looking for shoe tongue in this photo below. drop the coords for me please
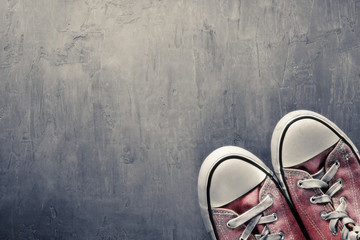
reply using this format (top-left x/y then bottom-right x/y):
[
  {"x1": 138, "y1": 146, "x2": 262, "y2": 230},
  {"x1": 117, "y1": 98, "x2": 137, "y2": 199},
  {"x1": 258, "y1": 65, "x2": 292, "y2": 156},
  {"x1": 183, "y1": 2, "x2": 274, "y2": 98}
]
[{"x1": 291, "y1": 144, "x2": 336, "y2": 175}]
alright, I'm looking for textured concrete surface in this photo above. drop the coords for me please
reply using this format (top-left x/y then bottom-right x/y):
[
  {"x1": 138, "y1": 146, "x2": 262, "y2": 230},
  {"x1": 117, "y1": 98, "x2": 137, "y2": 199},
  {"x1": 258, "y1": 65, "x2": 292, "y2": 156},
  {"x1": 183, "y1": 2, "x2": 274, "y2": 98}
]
[{"x1": 1, "y1": 0, "x2": 360, "y2": 239}]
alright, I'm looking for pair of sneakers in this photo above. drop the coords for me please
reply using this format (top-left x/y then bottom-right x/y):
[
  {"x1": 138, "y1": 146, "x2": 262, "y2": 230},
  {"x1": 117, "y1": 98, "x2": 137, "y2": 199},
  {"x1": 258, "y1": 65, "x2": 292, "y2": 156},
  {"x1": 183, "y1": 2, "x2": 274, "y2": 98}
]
[{"x1": 198, "y1": 110, "x2": 360, "y2": 240}]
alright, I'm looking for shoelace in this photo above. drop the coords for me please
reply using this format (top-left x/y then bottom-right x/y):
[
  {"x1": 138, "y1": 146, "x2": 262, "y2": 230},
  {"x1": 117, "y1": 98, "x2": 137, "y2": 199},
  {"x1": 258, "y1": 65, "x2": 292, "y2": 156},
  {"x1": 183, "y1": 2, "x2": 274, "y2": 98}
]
[
  {"x1": 297, "y1": 160, "x2": 360, "y2": 240},
  {"x1": 226, "y1": 195, "x2": 284, "y2": 240}
]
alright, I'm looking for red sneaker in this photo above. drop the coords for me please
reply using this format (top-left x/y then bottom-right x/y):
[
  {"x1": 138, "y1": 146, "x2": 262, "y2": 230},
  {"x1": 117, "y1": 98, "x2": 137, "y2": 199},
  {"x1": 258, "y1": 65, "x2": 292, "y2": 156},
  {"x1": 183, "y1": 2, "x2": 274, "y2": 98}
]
[
  {"x1": 271, "y1": 110, "x2": 360, "y2": 240},
  {"x1": 198, "y1": 146, "x2": 308, "y2": 239}
]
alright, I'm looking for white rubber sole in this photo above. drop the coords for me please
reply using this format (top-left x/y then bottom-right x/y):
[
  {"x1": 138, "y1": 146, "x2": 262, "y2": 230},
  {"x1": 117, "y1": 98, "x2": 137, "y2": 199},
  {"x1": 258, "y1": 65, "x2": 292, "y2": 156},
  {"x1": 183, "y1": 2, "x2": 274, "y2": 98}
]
[
  {"x1": 197, "y1": 146, "x2": 276, "y2": 239},
  {"x1": 271, "y1": 110, "x2": 360, "y2": 202}
]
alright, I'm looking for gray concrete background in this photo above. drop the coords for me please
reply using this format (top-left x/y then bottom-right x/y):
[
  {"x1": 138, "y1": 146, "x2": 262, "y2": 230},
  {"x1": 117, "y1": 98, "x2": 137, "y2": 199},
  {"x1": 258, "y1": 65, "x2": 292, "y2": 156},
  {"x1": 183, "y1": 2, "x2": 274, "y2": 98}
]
[{"x1": 1, "y1": 0, "x2": 360, "y2": 239}]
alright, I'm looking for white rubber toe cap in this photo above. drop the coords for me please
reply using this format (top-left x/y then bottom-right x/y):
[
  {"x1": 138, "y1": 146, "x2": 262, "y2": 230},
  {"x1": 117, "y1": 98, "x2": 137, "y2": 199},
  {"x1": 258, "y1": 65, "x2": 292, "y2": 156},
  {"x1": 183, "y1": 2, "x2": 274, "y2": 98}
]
[
  {"x1": 281, "y1": 118, "x2": 339, "y2": 167},
  {"x1": 210, "y1": 159, "x2": 266, "y2": 207}
]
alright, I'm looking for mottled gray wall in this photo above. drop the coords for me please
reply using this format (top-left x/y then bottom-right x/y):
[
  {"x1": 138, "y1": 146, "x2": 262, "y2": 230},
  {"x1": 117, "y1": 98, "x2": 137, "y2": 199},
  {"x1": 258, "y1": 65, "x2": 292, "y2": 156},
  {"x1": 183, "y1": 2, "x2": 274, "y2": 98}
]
[{"x1": 1, "y1": 0, "x2": 360, "y2": 239}]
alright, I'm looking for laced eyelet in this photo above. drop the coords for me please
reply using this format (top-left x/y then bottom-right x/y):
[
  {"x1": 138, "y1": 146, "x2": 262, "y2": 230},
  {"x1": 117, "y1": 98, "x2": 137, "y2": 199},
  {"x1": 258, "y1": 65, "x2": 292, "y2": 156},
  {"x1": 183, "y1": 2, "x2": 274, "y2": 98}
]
[
  {"x1": 279, "y1": 231, "x2": 285, "y2": 240},
  {"x1": 335, "y1": 160, "x2": 340, "y2": 167},
  {"x1": 310, "y1": 196, "x2": 316, "y2": 204},
  {"x1": 338, "y1": 178, "x2": 344, "y2": 185},
  {"x1": 331, "y1": 229, "x2": 338, "y2": 236},
  {"x1": 297, "y1": 180, "x2": 303, "y2": 188},
  {"x1": 320, "y1": 211, "x2": 328, "y2": 220},
  {"x1": 226, "y1": 221, "x2": 232, "y2": 229},
  {"x1": 273, "y1": 213, "x2": 278, "y2": 221}
]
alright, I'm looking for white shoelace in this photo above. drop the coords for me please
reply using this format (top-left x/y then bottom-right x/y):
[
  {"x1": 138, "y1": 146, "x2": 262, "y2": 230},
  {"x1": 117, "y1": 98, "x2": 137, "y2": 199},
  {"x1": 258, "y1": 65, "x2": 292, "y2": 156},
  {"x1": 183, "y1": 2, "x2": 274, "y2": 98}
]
[
  {"x1": 226, "y1": 195, "x2": 284, "y2": 240},
  {"x1": 297, "y1": 160, "x2": 360, "y2": 240}
]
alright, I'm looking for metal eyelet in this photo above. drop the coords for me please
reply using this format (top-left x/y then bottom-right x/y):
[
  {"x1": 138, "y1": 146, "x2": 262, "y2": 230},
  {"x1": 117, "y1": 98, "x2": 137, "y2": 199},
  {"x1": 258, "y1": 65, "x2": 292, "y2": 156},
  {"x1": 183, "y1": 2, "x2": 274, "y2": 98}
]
[
  {"x1": 226, "y1": 221, "x2": 232, "y2": 229},
  {"x1": 297, "y1": 180, "x2": 303, "y2": 188},
  {"x1": 279, "y1": 231, "x2": 285, "y2": 240},
  {"x1": 331, "y1": 229, "x2": 338, "y2": 236},
  {"x1": 320, "y1": 211, "x2": 328, "y2": 220},
  {"x1": 310, "y1": 196, "x2": 316, "y2": 204},
  {"x1": 335, "y1": 160, "x2": 340, "y2": 167},
  {"x1": 273, "y1": 213, "x2": 278, "y2": 221},
  {"x1": 338, "y1": 178, "x2": 344, "y2": 186}
]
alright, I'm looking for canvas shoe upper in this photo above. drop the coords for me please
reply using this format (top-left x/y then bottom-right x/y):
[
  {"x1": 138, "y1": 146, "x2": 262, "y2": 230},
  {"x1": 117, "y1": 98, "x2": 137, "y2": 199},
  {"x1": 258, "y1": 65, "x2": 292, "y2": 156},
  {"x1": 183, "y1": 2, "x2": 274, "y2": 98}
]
[
  {"x1": 198, "y1": 146, "x2": 308, "y2": 240},
  {"x1": 271, "y1": 110, "x2": 360, "y2": 240}
]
